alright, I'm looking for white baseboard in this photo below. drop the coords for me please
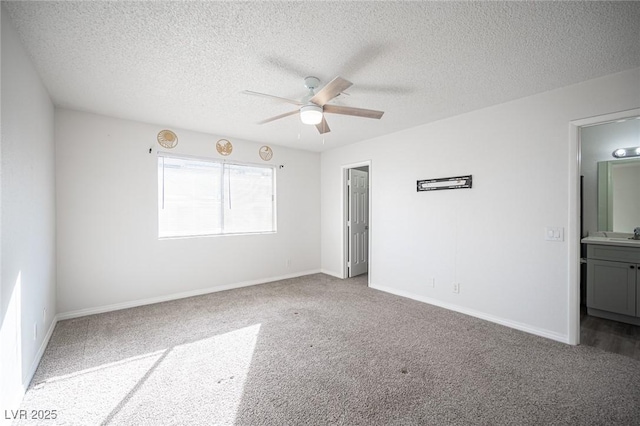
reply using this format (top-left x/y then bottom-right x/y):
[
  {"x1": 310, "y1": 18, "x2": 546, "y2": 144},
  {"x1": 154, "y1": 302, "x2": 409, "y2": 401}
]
[
  {"x1": 369, "y1": 283, "x2": 570, "y2": 344},
  {"x1": 24, "y1": 315, "x2": 58, "y2": 386},
  {"x1": 58, "y1": 269, "x2": 322, "y2": 320},
  {"x1": 320, "y1": 269, "x2": 343, "y2": 279},
  {"x1": 1, "y1": 313, "x2": 61, "y2": 425}
]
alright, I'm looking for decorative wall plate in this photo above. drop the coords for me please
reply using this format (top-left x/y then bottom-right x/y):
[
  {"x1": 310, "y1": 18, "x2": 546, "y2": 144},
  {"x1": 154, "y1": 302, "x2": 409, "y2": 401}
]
[
  {"x1": 259, "y1": 145, "x2": 273, "y2": 161},
  {"x1": 216, "y1": 139, "x2": 233, "y2": 156},
  {"x1": 157, "y1": 130, "x2": 178, "y2": 149},
  {"x1": 417, "y1": 175, "x2": 472, "y2": 192}
]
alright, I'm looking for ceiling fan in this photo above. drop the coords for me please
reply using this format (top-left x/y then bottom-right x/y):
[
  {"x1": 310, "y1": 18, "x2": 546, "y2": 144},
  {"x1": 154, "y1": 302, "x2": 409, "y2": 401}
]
[{"x1": 242, "y1": 76, "x2": 384, "y2": 134}]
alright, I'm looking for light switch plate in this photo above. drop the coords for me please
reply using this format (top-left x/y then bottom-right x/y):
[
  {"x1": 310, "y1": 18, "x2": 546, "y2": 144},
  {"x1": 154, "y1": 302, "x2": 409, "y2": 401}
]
[{"x1": 545, "y1": 227, "x2": 564, "y2": 242}]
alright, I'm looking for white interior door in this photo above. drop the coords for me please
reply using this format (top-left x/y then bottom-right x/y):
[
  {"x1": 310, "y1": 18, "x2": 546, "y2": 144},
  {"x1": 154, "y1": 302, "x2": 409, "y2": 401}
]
[{"x1": 348, "y1": 169, "x2": 369, "y2": 277}]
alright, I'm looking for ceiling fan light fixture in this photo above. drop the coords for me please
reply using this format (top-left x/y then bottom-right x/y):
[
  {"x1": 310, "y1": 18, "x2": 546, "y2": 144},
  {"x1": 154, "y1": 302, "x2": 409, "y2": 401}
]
[{"x1": 300, "y1": 104, "x2": 323, "y2": 125}]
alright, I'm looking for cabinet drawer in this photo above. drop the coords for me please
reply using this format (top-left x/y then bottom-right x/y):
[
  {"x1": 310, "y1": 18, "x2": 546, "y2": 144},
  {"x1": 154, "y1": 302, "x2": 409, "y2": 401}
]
[{"x1": 587, "y1": 245, "x2": 640, "y2": 263}]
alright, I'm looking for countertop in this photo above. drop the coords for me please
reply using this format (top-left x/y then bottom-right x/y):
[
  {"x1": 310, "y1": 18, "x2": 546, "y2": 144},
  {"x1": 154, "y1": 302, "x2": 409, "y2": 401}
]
[{"x1": 581, "y1": 233, "x2": 640, "y2": 247}]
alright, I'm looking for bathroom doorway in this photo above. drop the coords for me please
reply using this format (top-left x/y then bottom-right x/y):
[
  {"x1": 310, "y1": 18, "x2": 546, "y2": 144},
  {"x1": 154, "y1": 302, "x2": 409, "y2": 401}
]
[{"x1": 572, "y1": 108, "x2": 640, "y2": 358}]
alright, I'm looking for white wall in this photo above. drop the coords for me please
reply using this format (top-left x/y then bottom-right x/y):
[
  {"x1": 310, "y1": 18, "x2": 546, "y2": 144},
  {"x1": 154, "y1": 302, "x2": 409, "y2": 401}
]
[
  {"x1": 1, "y1": 7, "x2": 57, "y2": 416},
  {"x1": 56, "y1": 109, "x2": 320, "y2": 315},
  {"x1": 321, "y1": 68, "x2": 640, "y2": 343},
  {"x1": 580, "y1": 118, "x2": 640, "y2": 234}
]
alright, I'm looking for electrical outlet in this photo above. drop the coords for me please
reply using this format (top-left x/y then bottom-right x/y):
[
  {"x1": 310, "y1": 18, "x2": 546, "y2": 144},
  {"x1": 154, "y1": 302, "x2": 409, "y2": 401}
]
[
  {"x1": 43, "y1": 308, "x2": 47, "y2": 323},
  {"x1": 453, "y1": 282, "x2": 460, "y2": 294},
  {"x1": 429, "y1": 278, "x2": 435, "y2": 288},
  {"x1": 33, "y1": 324, "x2": 38, "y2": 340},
  {"x1": 286, "y1": 258, "x2": 291, "y2": 268}
]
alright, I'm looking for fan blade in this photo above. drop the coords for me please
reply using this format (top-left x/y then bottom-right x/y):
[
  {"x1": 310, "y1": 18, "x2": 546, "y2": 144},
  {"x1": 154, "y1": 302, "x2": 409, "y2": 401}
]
[
  {"x1": 258, "y1": 110, "x2": 299, "y2": 124},
  {"x1": 310, "y1": 76, "x2": 353, "y2": 106},
  {"x1": 323, "y1": 104, "x2": 384, "y2": 119},
  {"x1": 315, "y1": 116, "x2": 331, "y2": 134},
  {"x1": 242, "y1": 90, "x2": 302, "y2": 106}
]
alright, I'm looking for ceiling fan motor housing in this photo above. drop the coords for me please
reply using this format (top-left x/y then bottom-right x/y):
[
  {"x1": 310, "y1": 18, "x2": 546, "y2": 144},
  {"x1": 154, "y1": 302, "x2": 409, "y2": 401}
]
[{"x1": 304, "y1": 76, "x2": 321, "y2": 90}]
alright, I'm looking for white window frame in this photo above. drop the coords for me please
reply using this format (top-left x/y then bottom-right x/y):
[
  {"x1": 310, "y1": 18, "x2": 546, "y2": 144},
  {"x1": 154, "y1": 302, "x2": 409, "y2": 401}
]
[{"x1": 157, "y1": 152, "x2": 277, "y2": 238}]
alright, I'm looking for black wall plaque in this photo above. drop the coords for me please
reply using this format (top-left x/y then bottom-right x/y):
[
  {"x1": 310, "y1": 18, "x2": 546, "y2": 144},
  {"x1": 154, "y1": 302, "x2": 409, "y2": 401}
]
[{"x1": 417, "y1": 175, "x2": 472, "y2": 192}]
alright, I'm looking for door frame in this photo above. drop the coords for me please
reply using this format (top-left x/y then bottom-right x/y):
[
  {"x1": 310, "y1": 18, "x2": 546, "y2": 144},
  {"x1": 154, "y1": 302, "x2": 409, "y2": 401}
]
[
  {"x1": 568, "y1": 107, "x2": 640, "y2": 345},
  {"x1": 342, "y1": 160, "x2": 372, "y2": 285}
]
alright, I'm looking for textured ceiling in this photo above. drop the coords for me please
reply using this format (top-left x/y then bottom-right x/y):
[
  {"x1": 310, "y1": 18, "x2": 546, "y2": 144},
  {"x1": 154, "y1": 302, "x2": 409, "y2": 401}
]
[{"x1": 3, "y1": 1, "x2": 640, "y2": 152}]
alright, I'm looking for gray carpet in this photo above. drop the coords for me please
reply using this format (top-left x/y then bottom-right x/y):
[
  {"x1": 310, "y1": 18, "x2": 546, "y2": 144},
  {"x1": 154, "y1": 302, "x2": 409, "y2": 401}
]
[{"x1": 17, "y1": 274, "x2": 640, "y2": 425}]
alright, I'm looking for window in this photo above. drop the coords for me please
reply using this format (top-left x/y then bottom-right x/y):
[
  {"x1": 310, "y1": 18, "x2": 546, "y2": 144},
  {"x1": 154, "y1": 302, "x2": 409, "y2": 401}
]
[{"x1": 158, "y1": 154, "x2": 276, "y2": 238}]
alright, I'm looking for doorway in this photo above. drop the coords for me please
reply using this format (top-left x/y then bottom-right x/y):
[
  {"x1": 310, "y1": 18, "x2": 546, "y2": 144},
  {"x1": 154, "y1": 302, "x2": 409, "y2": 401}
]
[
  {"x1": 570, "y1": 108, "x2": 640, "y2": 351},
  {"x1": 343, "y1": 162, "x2": 371, "y2": 281}
]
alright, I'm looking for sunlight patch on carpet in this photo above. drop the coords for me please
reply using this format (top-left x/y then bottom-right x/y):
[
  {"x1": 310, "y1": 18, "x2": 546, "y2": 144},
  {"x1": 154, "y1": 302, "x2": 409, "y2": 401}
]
[{"x1": 18, "y1": 324, "x2": 262, "y2": 425}]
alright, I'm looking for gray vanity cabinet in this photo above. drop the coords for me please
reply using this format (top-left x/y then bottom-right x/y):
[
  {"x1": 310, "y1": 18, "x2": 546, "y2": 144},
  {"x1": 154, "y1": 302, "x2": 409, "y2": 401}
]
[
  {"x1": 585, "y1": 244, "x2": 640, "y2": 325},
  {"x1": 586, "y1": 259, "x2": 636, "y2": 316}
]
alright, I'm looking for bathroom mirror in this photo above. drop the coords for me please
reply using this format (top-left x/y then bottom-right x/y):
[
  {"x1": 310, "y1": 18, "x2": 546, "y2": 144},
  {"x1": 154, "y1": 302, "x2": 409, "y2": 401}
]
[{"x1": 597, "y1": 157, "x2": 640, "y2": 232}]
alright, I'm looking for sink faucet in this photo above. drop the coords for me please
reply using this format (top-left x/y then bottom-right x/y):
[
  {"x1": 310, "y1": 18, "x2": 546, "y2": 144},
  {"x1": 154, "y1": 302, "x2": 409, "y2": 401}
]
[{"x1": 635, "y1": 227, "x2": 640, "y2": 240}]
